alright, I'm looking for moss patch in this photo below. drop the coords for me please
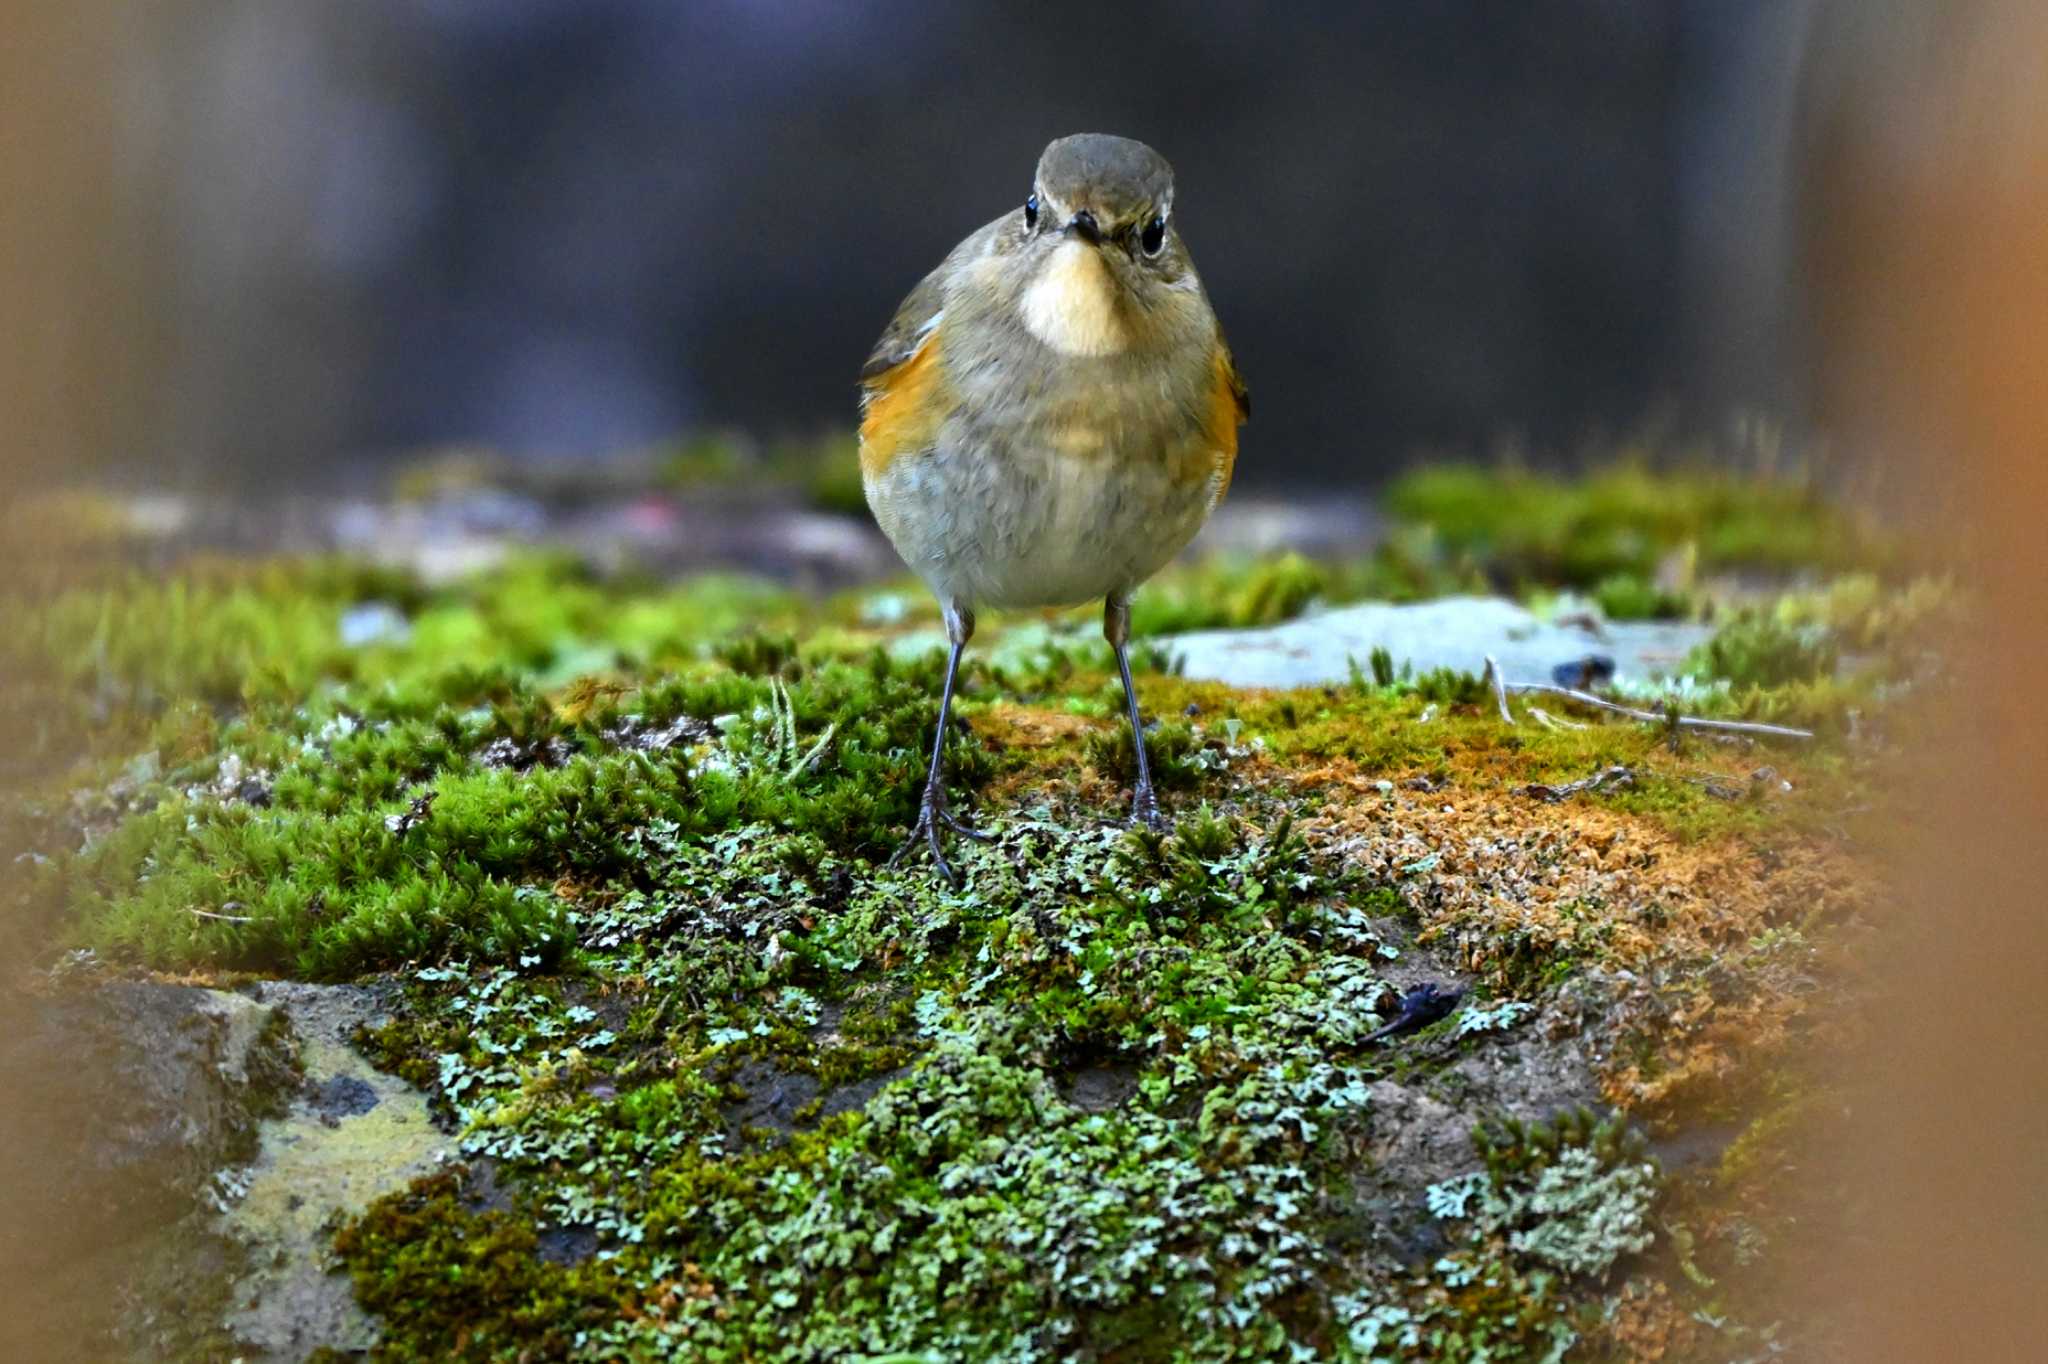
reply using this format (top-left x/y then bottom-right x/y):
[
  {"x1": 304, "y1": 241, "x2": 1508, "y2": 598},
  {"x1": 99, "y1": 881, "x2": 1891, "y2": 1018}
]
[{"x1": 0, "y1": 511, "x2": 1915, "y2": 1360}]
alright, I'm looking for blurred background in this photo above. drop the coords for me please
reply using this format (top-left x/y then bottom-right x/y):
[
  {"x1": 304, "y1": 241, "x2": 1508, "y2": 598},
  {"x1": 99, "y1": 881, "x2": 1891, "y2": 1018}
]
[{"x1": 14, "y1": 0, "x2": 1834, "y2": 495}]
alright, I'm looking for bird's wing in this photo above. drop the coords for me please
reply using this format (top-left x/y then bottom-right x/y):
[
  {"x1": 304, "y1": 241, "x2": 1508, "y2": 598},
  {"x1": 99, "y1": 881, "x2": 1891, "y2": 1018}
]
[
  {"x1": 858, "y1": 266, "x2": 953, "y2": 479},
  {"x1": 859, "y1": 265, "x2": 950, "y2": 383},
  {"x1": 859, "y1": 218, "x2": 1011, "y2": 478},
  {"x1": 860, "y1": 215, "x2": 1009, "y2": 384}
]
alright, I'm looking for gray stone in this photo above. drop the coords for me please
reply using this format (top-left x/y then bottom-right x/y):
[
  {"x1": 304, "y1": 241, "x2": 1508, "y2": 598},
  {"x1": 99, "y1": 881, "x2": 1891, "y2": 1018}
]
[
  {"x1": 0, "y1": 978, "x2": 447, "y2": 1364},
  {"x1": 0, "y1": 981, "x2": 296, "y2": 1363},
  {"x1": 338, "y1": 600, "x2": 412, "y2": 648},
  {"x1": 1187, "y1": 494, "x2": 1380, "y2": 558},
  {"x1": 1061, "y1": 1062, "x2": 1141, "y2": 1113},
  {"x1": 1165, "y1": 595, "x2": 1714, "y2": 691},
  {"x1": 218, "y1": 982, "x2": 449, "y2": 1363},
  {"x1": 0, "y1": 981, "x2": 293, "y2": 1261}
]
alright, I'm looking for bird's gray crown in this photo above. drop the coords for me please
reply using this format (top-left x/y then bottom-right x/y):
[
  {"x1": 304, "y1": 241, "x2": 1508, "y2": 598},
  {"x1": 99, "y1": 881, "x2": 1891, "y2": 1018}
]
[{"x1": 1035, "y1": 134, "x2": 1175, "y2": 223}]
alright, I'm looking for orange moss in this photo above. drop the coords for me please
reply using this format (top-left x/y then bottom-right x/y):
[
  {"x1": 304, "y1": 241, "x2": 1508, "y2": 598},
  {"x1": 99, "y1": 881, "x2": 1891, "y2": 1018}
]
[
  {"x1": 1593, "y1": 1279, "x2": 1705, "y2": 1361},
  {"x1": 1306, "y1": 762, "x2": 1875, "y2": 1121}
]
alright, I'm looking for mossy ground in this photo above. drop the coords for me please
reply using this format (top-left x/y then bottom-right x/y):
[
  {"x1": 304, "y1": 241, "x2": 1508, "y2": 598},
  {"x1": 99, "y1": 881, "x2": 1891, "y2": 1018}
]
[{"x1": 0, "y1": 462, "x2": 1932, "y2": 1361}]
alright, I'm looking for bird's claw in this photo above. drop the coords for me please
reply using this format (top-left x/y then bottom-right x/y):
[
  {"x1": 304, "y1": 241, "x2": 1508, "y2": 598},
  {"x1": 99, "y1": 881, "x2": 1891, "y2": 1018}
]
[
  {"x1": 889, "y1": 784, "x2": 992, "y2": 884},
  {"x1": 1130, "y1": 781, "x2": 1167, "y2": 832}
]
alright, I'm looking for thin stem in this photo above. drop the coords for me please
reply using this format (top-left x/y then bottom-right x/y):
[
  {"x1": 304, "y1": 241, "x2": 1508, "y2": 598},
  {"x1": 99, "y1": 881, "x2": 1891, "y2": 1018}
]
[
  {"x1": 1502, "y1": 680, "x2": 1814, "y2": 740},
  {"x1": 1484, "y1": 655, "x2": 1513, "y2": 724}
]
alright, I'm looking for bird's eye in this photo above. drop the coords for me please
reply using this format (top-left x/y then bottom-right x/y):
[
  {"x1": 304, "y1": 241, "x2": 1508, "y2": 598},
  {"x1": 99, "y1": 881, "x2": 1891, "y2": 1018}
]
[
  {"x1": 1024, "y1": 193, "x2": 1039, "y2": 230},
  {"x1": 1140, "y1": 215, "x2": 1167, "y2": 257}
]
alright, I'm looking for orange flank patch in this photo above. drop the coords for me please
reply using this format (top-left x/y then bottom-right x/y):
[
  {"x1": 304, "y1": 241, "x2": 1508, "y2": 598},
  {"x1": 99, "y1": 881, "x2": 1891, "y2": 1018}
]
[
  {"x1": 859, "y1": 330, "x2": 947, "y2": 480},
  {"x1": 1201, "y1": 345, "x2": 1249, "y2": 505}
]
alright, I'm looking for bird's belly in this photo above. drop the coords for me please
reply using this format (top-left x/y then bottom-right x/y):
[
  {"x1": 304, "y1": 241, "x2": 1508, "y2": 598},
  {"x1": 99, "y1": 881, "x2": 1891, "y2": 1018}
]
[{"x1": 866, "y1": 438, "x2": 1218, "y2": 610}]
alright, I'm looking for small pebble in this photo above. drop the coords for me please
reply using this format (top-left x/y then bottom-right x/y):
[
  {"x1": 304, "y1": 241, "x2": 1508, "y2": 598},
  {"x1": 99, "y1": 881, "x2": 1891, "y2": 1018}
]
[{"x1": 1551, "y1": 654, "x2": 1615, "y2": 689}]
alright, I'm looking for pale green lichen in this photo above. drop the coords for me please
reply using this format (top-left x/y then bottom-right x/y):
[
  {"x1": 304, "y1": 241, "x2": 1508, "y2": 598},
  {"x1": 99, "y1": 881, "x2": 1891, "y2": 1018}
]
[
  {"x1": 1501, "y1": 1146, "x2": 1658, "y2": 1277},
  {"x1": 1429, "y1": 1110, "x2": 1660, "y2": 1280},
  {"x1": 325, "y1": 801, "x2": 1403, "y2": 1361}
]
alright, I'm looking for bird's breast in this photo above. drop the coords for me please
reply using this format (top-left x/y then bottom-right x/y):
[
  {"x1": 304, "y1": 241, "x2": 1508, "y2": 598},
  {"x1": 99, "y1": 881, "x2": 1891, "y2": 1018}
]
[
  {"x1": 1017, "y1": 241, "x2": 1130, "y2": 357},
  {"x1": 862, "y1": 330, "x2": 1237, "y2": 608},
  {"x1": 959, "y1": 341, "x2": 1231, "y2": 494}
]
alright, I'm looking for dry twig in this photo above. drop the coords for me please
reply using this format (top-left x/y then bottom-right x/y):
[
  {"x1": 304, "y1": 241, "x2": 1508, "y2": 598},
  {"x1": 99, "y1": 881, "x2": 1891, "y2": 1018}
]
[
  {"x1": 1483, "y1": 655, "x2": 1514, "y2": 724},
  {"x1": 189, "y1": 907, "x2": 255, "y2": 924},
  {"x1": 1519, "y1": 765, "x2": 1636, "y2": 802},
  {"x1": 1527, "y1": 706, "x2": 1587, "y2": 731},
  {"x1": 1502, "y1": 680, "x2": 1813, "y2": 741}
]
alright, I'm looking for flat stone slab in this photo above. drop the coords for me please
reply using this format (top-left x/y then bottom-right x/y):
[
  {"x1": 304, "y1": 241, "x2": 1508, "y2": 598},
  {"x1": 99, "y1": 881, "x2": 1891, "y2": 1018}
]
[
  {"x1": 0, "y1": 978, "x2": 446, "y2": 1363},
  {"x1": 1166, "y1": 596, "x2": 1714, "y2": 691},
  {"x1": 221, "y1": 982, "x2": 449, "y2": 1362}
]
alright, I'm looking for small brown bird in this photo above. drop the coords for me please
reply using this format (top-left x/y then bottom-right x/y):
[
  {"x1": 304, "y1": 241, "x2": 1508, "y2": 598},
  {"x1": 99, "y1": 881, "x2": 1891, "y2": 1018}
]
[{"x1": 860, "y1": 133, "x2": 1248, "y2": 879}]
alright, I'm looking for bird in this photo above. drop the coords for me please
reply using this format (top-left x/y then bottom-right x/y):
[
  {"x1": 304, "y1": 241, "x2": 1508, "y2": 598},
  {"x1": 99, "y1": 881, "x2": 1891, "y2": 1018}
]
[{"x1": 859, "y1": 132, "x2": 1248, "y2": 881}]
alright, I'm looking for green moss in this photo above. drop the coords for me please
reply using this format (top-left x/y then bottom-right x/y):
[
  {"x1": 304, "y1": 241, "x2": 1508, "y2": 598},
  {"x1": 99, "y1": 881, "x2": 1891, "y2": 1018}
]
[
  {"x1": 12, "y1": 563, "x2": 1854, "y2": 984},
  {"x1": 1130, "y1": 551, "x2": 1332, "y2": 635},
  {"x1": 1386, "y1": 459, "x2": 1886, "y2": 587},
  {"x1": 1684, "y1": 613, "x2": 1839, "y2": 688},
  {"x1": 1341, "y1": 1108, "x2": 1662, "y2": 1362},
  {"x1": 1335, "y1": 1261, "x2": 1580, "y2": 1363},
  {"x1": 1080, "y1": 715, "x2": 1211, "y2": 793},
  {"x1": 1682, "y1": 573, "x2": 1961, "y2": 698},
  {"x1": 1590, "y1": 572, "x2": 1692, "y2": 621},
  {"x1": 1103, "y1": 679, "x2": 1842, "y2": 844},
  {"x1": 1777, "y1": 572, "x2": 1958, "y2": 653},
  {"x1": 329, "y1": 1170, "x2": 617, "y2": 1361},
  {"x1": 32, "y1": 638, "x2": 979, "y2": 977},
  {"x1": 310, "y1": 809, "x2": 1417, "y2": 1361},
  {"x1": 656, "y1": 430, "x2": 869, "y2": 517}
]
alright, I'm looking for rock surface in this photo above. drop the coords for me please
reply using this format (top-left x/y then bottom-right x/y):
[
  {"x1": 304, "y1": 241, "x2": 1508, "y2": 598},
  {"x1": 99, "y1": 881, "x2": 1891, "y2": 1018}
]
[
  {"x1": 0, "y1": 977, "x2": 444, "y2": 1363},
  {"x1": 219, "y1": 982, "x2": 449, "y2": 1362},
  {"x1": 0, "y1": 979, "x2": 293, "y2": 1361},
  {"x1": 0, "y1": 981, "x2": 289, "y2": 1238},
  {"x1": 1167, "y1": 595, "x2": 1714, "y2": 690}
]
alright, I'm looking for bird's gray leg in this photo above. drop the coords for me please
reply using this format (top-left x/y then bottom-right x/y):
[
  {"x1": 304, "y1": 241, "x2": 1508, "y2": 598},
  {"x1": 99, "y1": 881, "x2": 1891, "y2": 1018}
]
[
  {"x1": 890, "y1": 600, "x2": 991, "y2": 883},
  {"x1": 1105, "y1": 593, "x2": 1167, "y2": 830}
]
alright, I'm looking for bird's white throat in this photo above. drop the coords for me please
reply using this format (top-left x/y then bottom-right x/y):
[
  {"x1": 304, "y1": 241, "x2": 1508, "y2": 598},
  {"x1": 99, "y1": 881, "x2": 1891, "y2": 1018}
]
[{"x1": 1019, "y1": 240, "x2": 1130, "y2": 356}]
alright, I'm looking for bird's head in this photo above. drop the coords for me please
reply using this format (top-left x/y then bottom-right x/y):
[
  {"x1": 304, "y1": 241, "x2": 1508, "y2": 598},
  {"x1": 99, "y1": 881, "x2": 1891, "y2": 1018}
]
[{"x1": 1008, "y1": 133, "x2": 1198, "y2": 357}]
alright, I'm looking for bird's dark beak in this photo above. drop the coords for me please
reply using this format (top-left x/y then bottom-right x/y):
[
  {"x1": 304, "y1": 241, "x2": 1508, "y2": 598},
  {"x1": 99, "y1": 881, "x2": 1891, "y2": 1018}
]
[{"x1": 1065, "y1": 210, "x2": 1101, "y2": 245}]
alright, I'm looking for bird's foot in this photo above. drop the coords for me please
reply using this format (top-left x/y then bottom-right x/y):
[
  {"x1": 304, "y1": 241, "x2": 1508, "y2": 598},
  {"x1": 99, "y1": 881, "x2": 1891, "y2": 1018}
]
[
  {"x1": 1129, "y1": 781, "x2": 1168, "y2": 832},
  {"x1": 888, "y1": 782, "x2": 994, "y2": 885}
]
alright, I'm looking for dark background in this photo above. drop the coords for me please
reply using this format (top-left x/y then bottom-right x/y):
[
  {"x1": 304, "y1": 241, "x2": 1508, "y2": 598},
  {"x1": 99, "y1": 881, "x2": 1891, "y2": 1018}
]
[{"x1": 21, "y1": 1, "x2": 1828, "y2": 491}]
